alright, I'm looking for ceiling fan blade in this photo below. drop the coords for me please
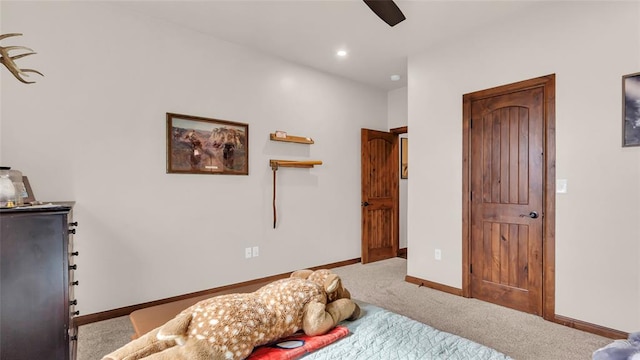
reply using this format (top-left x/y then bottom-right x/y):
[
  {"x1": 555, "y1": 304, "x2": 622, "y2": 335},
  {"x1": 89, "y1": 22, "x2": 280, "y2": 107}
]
[{"x1": 363, "y1": 0, "x2": 406, "y2": 27}]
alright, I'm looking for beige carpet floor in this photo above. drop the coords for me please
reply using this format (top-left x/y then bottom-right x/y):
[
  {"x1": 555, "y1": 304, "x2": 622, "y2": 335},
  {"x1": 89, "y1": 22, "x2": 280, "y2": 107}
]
[{"x1": 78, "y1": 257, "x2": 612, "y2": 360}]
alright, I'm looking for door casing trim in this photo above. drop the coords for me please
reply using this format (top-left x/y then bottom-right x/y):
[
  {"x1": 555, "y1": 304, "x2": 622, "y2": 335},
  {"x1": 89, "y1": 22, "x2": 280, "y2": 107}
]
[
  {"x1": 390, "y1": 126, "x2": 407, "y2": 258},
  {"x1": 461, "y1": 74, "x2": 556, "y2": 321}
]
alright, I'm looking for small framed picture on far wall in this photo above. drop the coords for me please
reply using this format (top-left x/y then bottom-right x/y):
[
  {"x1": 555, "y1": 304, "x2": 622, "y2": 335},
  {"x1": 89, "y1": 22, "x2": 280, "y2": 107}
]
[
  {"x1": 623, "y1": 72, "x2": 640, "y2": 147},
  {"x1": 401, "y1": 137, "x2": 408, "y2": 179}
]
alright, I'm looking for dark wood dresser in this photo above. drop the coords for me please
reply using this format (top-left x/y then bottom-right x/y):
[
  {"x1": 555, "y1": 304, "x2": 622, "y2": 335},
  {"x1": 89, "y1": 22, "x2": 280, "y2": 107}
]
[{"x1": 0, "y1": 204, "x2": 78, "y2": 360}]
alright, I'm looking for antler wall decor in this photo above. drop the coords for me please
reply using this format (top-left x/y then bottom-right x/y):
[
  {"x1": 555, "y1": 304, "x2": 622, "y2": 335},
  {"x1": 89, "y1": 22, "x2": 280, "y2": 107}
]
[{"x1": 0, "y1": 33, "x2": 43, "y2": 84}]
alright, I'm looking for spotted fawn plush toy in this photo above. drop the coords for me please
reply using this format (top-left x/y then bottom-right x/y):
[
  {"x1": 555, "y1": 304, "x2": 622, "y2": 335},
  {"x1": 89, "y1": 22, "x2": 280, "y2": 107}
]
[{"x1": 103, "y1": 269, "x2": 360, "y2": 360}]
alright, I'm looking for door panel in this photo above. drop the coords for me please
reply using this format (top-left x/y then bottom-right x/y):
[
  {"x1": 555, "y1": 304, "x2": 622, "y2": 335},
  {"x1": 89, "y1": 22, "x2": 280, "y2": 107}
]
[
  {"x1": 361, "y1": 129, "x2": 398, "y2": 264},
  {"x1": 470, "y1": 87, "x2": 544, "y2": 315}
]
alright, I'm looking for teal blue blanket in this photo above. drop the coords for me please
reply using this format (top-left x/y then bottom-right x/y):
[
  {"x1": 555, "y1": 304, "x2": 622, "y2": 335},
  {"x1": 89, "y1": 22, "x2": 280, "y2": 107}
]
[{"x1": 304, "y1": 302, "x2": 512, "y2": 360}]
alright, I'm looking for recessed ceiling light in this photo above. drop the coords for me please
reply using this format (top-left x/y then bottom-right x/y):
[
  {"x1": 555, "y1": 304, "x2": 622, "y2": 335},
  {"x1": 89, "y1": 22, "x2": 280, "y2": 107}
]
[
  {"x1": 336, "y1": 50, "x2": 348, "y2": 57},
  {"x1": 390, "y1": 74, "x2": 401, "y2": 81}
]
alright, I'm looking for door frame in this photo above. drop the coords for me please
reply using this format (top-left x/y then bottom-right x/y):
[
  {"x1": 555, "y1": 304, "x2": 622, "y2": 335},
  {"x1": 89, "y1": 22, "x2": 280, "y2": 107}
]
[
  {"x1": 360, "y1": 126, "x2": 407, "y2": 263},
  {"x1": 461, "y1": 74, "x2": 556, "y2": 321},
  {"x1": 390, "y1": 126, "x2": 408, "y2": 258}
]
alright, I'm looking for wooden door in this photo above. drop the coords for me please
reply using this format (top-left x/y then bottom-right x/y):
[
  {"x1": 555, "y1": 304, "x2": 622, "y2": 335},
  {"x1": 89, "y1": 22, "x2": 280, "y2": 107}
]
[
  {"x1": 361, "y1": 128, "x2": 398, "y2": 264},
  {"x1": 468, "y1": 86, "x2": 545, "y2": 315}
]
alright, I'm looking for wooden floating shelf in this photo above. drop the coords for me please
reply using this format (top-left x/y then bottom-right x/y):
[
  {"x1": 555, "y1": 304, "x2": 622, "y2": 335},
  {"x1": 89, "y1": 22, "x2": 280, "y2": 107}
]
[
  {"x1": 270, "y1": 159, "x2": 323, "y2": 170},
  {"x1": 269, "y1": 133, "x2": 314, "y2": 144}
]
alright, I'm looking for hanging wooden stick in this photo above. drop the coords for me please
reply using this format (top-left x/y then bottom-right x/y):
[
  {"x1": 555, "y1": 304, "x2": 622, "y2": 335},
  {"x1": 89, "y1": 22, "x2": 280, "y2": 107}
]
[{"x1": 272, "y1": 166, "x2": 277, "y2": 229}]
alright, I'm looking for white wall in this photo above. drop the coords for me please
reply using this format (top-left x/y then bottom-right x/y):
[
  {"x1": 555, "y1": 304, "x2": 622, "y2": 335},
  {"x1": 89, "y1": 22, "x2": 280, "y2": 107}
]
[
  {"x1": 388, "y1": 87, "x2": 408, "y2": 130},
  {"x1": 388, "y1": 86, "x2": 408, "y2": 249},
  {"x1": 0, "y1": 2, "x2": 387, "y2": 315},
  {"x1": 407, "y1": 1, "x2": 640, "y2": 332}
]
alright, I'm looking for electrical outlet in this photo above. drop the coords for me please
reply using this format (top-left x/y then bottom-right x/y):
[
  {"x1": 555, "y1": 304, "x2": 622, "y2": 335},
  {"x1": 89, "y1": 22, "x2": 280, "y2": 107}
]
[
  {"x1": 435, "y1": 249, "x2": 442, "y2": 260},
  {"x1": 245, "y1": 247, "x2": 252, "y2": 259},
  {"x1": 252, "y1": 246, "x2": 259, "y2": 257}
]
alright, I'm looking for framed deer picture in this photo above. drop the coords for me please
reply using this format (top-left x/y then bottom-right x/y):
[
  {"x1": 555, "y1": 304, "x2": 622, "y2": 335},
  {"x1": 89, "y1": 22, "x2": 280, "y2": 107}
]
[{"x1": 167, "y1": 113, "x2": 249, "y2": 175}]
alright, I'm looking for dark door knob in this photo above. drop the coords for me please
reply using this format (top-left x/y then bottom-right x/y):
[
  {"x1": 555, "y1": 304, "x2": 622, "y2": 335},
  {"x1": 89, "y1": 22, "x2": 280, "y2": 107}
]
[
  {"x1": 519, "y1": 211, "x2": 539, "y2": 219},
  {"x1": 361, "y1": 201, "x2": 370, "y2": 207}
]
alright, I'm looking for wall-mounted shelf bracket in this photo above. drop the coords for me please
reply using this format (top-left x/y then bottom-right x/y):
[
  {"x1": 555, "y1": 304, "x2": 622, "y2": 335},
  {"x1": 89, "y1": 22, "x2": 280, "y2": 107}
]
[
  {"x1": 269, "y1": 159, "x2": 322, "y2": 171},
  {"x1": 270, "y1": 159, "x2": 323, "y2": 229},
  {"x1": 269, "y1": 133, "x2": 314, "y2": 144}
]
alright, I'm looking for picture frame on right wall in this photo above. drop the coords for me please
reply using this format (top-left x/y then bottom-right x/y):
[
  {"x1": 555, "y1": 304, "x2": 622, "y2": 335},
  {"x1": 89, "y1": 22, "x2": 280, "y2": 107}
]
[
  {"x1": 401, "y1": 137, "x2": 408, "y2": 179},
  {"x1": 623, "y1": 72, "x2": 640, "y2": 147}
]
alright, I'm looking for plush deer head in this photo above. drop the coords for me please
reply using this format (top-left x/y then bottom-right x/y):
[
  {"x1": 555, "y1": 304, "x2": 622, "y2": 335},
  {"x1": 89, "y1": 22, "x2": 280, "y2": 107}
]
[{"x1": 0, "y1": 33, "x2": 43, "y2": 84}]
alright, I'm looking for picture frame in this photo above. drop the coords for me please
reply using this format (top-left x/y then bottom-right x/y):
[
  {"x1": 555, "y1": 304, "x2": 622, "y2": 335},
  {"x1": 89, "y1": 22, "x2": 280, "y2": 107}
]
[
  {"x1": 401, "y1": 137, "x2": 408, "y2": 179},
  {"x1": 167, "y1": 113, "x2": 249, "y2": 175},
  {"x1": 22, "y1": 176, "x2": 35, "y2": 203},
  {"x1": 623, "y1": 72, "x2": 640, "y2": 147}
]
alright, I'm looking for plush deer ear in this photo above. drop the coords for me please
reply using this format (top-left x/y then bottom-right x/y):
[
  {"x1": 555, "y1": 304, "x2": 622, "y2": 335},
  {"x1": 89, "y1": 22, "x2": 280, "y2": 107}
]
[
  {"x1": 323, "y1": 274, "x2": 340, "y2": 293},
  {"x1": 291, "y1": 269, "x2": 314, "y2": 279}
]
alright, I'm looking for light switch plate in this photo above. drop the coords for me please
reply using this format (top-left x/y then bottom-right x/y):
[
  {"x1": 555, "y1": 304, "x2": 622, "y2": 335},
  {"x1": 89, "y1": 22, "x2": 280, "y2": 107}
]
[{"x1": 557, "y1": 179, "x2": 568, "y2": 193}]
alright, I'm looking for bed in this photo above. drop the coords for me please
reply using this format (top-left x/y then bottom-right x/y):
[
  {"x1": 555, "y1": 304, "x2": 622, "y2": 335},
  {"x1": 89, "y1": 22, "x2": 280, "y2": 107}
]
[
  {"x1": 130, "y1": 298, "x2": 512, "y2": 359},
  {"x1": 289, "y1": 301, "x2": 511, "y2": 360}
]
